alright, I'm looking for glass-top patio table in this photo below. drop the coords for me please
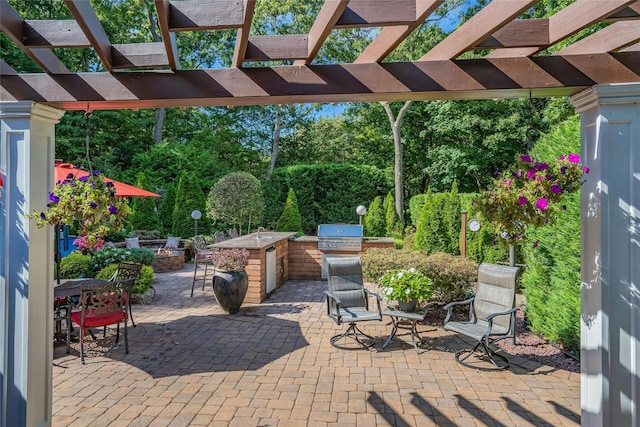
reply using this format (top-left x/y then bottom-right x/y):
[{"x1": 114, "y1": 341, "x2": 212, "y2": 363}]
[{"x1": 381, "y1": 305, "x2": 431, "y2": 354}]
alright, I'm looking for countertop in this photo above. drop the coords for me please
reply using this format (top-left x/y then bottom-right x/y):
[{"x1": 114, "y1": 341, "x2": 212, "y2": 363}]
[{"x1": 211, "y1": 231, "x2": 296, "y2": 250}]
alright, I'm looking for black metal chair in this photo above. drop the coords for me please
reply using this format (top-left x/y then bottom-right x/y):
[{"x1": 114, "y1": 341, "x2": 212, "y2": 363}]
[
  {"x1": 443, "y1": 262, "x2": 520, "y2": 370},
  {"x1": 325, "y1": 256, "x2": 382, "y2": 349},
  {"x1": 109, "y1": 262, "x2": 142, "y2": 327}
]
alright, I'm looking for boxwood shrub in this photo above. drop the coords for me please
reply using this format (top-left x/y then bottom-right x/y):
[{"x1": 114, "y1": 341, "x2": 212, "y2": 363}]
[
  {"x1": 97, "y1": 263, "x2": 154, "y2": 295},
  {"x1": 59, "y1": 251, "x2": 93, "y2": 279},
  {"x1": 360, "y1": 248, "x2": 477, "y2": 302}
]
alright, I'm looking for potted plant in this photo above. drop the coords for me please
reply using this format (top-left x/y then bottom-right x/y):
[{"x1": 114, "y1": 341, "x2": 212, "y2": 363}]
[
  {"x1": 210, "y1": 248, "x2": 250, "y2": 313},
  {"x1": 378, "y1": 268, "x2": 433, "y2": 312}
]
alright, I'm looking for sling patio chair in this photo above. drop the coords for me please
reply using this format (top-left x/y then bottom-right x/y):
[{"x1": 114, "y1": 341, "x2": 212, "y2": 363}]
[
  {"x1": 191, "y1": 236, "x2": 216, "y2": 297},
  {"x1": 443, "y1": 262, "x2": 520, "y2": 370},
  {"x1": 108, "y1": 262, "x2": 142, "y2": 327},
  {"x1": 325, "y1": 256, "x2": 382, "y2": 350}
]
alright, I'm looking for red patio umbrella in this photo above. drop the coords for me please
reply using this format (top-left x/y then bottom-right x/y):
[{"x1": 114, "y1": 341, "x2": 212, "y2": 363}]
[{"x1": 54, "y1": 162, "x2": 160, "y2": 198}]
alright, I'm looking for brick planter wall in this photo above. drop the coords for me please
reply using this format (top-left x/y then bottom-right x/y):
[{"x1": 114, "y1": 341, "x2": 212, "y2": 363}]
[{"x1": 153, "y1": 253, "x2": 184, "y2": 273}]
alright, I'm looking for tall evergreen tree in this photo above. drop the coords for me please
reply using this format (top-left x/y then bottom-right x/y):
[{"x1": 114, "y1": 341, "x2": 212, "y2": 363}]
[
  {"x1": 384, "y1": 192, "x2": 403, "y2": 237},
  {"x1": 363, "y1": 196, "x2": 386, "y2": 237},
  {"x1": 128, "y1": 172, "x2": 161, "y2": 232},
  {"x1": 172, "y1": 172, "x2": 210, "y2": 238},
  {"x1": 276, "y1": 188, "x2": 303, "y2": 233},
  {"x1": 158, "y1": 183, "x2": 176, "y2": 235}
]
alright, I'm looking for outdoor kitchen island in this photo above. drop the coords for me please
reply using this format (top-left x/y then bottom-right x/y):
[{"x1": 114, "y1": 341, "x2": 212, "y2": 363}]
[
  {"x1": 212, "y1": 230, "x2": 394, "y2": 304},
  {"x1": 211, "y1": 232, "x2": 295, "y2": 304}
]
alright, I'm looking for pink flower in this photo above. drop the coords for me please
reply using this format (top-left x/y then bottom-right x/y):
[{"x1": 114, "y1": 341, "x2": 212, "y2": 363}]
[
  {"x1": 557, "y1": 155, "x2": 566, "y2": 161},
  {"x1": 536, "y1": 198, "x2": 549, "y2": 210},
  {"x1": 583, "y1": 166, "x2": 590, "y2": 173},
  {"x1": 536, "y1": 176, "x2": 543, "y2": 182},
  {"x1": 532, "y1": 240, "x2": 539, "y2": 249},
  {"x1": 526, "y1": 169, "x2": 537, "y2": 180},
  {"x1": 518, "y1": 196, "x2": 528, "y2": 205},
  {"x1": 503, "y1": 179, "x2": 512, "y2": 186},
  {"x1": 568, "y1": 153, "x2": 580, "y2": 163}
]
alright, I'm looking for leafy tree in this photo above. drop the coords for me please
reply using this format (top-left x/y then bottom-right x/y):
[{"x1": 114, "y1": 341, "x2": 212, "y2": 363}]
[
  {"x1": 158, "y1": 183, "x2": 176, "y2": 235},
  {"x1": 363, "y1": 197, "x2": 385, "y2": 237},
  {"x1": 207, "y1": 172, "x2": 264, "y2": 235},
  {"x1": 276, "y1": 188, "x2": 303, "y2": 233},
  {"x1": 172, "y1": 172, "x2": 209, "y2": 238},
  {"x1": 128, "y1": 172, "x2": 161, "y2": 232}
]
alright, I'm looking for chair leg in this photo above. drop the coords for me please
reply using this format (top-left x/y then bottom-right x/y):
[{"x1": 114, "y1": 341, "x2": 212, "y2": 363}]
[
  {"x1": 66, "y1": 315, "x2": 71, "y2": 355},
  {"x1": 330, "y1": 323, "x2": 376, "y2": 350},
  {"x1": 124, "y1": 320, "x2": 129, "y2": 354},
  {"x1": 191, "y1": 259, "x2": 199, "y2": 297},
  {"x1": 80, "y1": 328, "x2": 86, "y2": 364},
  {"x1": 454, "y1": 341, "x2": 510, "y2": 371},
  {"x1": 202, "y1": 264, "x2": 208, "y2": 290},
  {"x1": 129, "y1": 302, "x2": 136, "y2": 327}
]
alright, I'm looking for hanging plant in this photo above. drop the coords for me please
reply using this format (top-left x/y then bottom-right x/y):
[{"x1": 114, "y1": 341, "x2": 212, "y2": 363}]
[
  {"x1": 475, "y1": 154, "x2": 588, "y2": 247},
  {"x1": 29, "y1": 170, "x2": 131, "y2": 238}
]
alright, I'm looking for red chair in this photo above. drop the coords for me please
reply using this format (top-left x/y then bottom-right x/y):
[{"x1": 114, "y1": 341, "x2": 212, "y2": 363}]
[{"x1": 67, "y1": 280, "x2": 130, "y2": 363}]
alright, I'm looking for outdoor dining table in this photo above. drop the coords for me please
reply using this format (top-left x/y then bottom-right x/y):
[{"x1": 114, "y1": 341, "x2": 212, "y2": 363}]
[{"x1": 53, "y1": 278, "x2": 109, "y2": 343}]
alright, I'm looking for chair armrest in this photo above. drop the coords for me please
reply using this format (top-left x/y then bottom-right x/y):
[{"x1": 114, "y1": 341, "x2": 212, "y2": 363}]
[
  {"x1": 364, "y1": 289, "x2": 382, "y2": 301},
  {"x1": 324, "y1": 290, "x2": 342, "y2": 306},
  {"x1": 443, "y1": 297, "x2": 475, "y2": 323},
  {"x1": 484, "y1": 307, "x2": 518, "y2": 322}
]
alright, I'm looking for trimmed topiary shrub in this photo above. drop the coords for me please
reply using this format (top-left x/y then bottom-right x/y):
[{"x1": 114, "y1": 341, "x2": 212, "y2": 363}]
[
  {"x1": 414, "y1": 184, "x2": 461, "y2": 255},
  {"x1": 59, "y1": 251, "x2": 93, "y2": 279},
  {"x1": 128, "y1": 172, "x2": 161, "y2": 232},
  {"x1": 363, "y1": 196, "x2": 385, "y2": 237},
  {"x1": 96, "y1": 263, "x2": 154, "y2": 295},
  {"x1": 207, "y1": 172, "x2": 264, "y2": 236},
  {"x1": 360, "y1": 248, "x2": 477, "y2": 302},
  {"x1": 172, "y1": 172, "x2": 210, "y2": 238},
  {"x1": 158, "y1": 183, "x2": 176, "y2": 234},
  {"x1": 276, "y1": 188, "x2": 303, "y2": 233}
]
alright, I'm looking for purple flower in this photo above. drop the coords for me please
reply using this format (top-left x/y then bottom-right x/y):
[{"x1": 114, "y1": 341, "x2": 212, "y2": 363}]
[
  {"x1": 562, "y1": 205, "x2": 567, "y2": 210},
  {"x1": 560, "y1": 166, "x2": 568, "y2": 175},
  {"x1": 491, "y1": 239, "x2": 497, "y2": 246},
  {"x1": 106, "y1": 182, "x2": 114, "y2": 188},
  {"x1": 520, "y1": 155, "x2": 533, "y2": 163},
  {"x1": 66, "y1": 173, "x2": 74, "y2": 180},
  {"x1": 89, "y1": 202, "x2": 98, "y2": 209},
  {"x1": 551, "y1": 184, "x2": 563, "y2": 194},
  {"x1": 92, "y1": 170, "x2": 101, "y2": 176},
  {"x1": 108, "y1": 205, "x2": 117, "y2": 215},
  {"x1": 536, "y1": 198, "x2": 549, "y2": 211},
  {"x1": 532, "y1": 240, "x2": 539, "y2": 249},
  {"x1": 518, "y1": 196, "x2": 528, "y2": 205},
  {"x1": 40, "y1": 212, "x2": 46, "y2": 220},
  {"x1": 568, "y1": 154, "x2": 580, "y2": 163},
  {"x1": 526, "y1": 169, "x2": 537, "y2": 180},
  {"x1": 537, "y1": 176, "x2": 543, "y2": 182},
  {"x1": 48, "y1": 193, "x2": 60, "y2": 203},
  {"x1": 583, "y1": 166, "x2": 590, "y2": 173},
  {"x1": 493, "y1": 169, "x2": 500, "y2": 176},
  {"x1": 79, "y1": 175, "x2": 89, "y2": 182},
  {"x1": 535, "y1": 162, "x2": 549, "y2": 171},
  {"x1": 545, "y1": 174, "x2": 553, "y2": 180}
]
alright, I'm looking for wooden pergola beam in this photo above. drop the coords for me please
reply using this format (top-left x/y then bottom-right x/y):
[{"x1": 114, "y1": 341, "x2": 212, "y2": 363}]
[
  {"x1": 63, "y1": 0, "x2": 113, "y2": 71},
  {"x1": 295, "y1": 0, "x2": 350, "y2": 66},
  {"x1": 554, "y1": 21, "x2": 640, "y2": 55},
  {"x1": 486, "y1": 0, "x2": 636, "y2": 58},
  {"x1": 245, "y1": 35, "x2": 309, "y2": 61},
  {"x1": 2, "y1": 53, "x2": 637, "y2": 110},
  {"x1": 606, "y1": 1, "x2": 640, "y2": 20},
  {"x1": 232, "y1": 0, "x2": 256, "y2": 68},
  {"x1": 154, "y1": 0, "x2": 180, "y2": 69},
  {"x1": 0, "y1": 0, "x2": 70, "y2": 73},
  {"x1": 112, "y1": 42, "x2": 170, "y2": 69},
  {"x1": 355, "y1": 0, "x2": 443, "y2": 63},
  {"x1": 23, "y1": 20, "x2": 90, "y2": 48},
  {"x1": 421, "y1": 0, "x2": 538, "y2": 60},
  {"x1": 167, "y1": 0, "x2": 244, "y2": 32},
  {"x1": 621, "y1": 41, "x2": 640, "y2": 52},
  {"x1": 475, "y1": 19, "x2": 549, "y2": 49},
  {"x1": 336, "y1": 0, "x2": 417, "y2": 28}
]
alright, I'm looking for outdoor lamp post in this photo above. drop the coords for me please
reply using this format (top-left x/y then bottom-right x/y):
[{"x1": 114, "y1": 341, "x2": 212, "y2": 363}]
[
  {"x1": 356, "y1": 205, "x2": 367, "y2": 225},
  {"x1": 191, "y1": 210, "x2": 202, "y2": 238}
]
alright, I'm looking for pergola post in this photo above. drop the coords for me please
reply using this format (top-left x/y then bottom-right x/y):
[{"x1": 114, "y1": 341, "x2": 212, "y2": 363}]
[
  {"x1": 0, "y1": 101, "x2": 64, "y2": 427},
  {"x1": 571, "y1": 83, "x2": 640, "y2": 427}
]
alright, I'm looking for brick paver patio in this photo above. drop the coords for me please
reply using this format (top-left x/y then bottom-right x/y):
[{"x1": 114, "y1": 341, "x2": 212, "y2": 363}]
[{"x1": 53, "y1": 264, "x2": 580, "y2": 426}]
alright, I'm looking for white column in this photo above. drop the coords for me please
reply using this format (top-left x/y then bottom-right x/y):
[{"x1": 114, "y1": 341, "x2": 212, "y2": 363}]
[
  {"x1": 1, "y1": 102, "x2": 64, "y2": 427},
  {"x1": 571, "y1": 83, "x2": 640, "y2": 427}
]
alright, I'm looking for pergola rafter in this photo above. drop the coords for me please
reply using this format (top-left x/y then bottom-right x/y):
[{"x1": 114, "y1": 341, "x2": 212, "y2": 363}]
[{"x1": 1, "y1": 0, "x2": 639, "y2": 108}]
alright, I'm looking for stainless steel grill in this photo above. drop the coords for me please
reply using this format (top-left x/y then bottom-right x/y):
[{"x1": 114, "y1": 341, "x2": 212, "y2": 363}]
[{"x1": 317, "y1": 224, "x2": 363, "y2": 251}]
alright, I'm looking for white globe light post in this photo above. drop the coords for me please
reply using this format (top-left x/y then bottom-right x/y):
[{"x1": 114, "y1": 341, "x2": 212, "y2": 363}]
[
  {"x1": 191, "y1": 210, "x2": 202, "y2": 238},
  {"x1": 356, "y1": 205, "x2": 367, "y2": 225}
]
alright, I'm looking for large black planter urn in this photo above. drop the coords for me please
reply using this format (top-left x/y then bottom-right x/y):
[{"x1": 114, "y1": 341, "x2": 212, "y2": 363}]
[{"x1": 212, "y1": 269, "x2": 249, "y2": 314}]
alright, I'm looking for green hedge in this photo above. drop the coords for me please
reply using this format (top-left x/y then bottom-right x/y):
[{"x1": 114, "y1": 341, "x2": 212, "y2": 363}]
[
  {"x1": 521, "y1": 117, "x2": 581, "y2": 354},
  {"x1": 96, "y1": 263, "x2": 154, "y2": 295},
  {"x1": 263, "y1": 164, "x2": 390, "y2": 234}
]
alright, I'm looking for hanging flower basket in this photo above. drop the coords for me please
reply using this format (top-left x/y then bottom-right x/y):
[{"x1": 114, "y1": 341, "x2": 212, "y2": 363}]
[
  {"x1": 29, "y1": 170, "x2": 131, "y2": 238},
  {"x1": 475, "y1": 154, "x2": 588, "y2": 247}
]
